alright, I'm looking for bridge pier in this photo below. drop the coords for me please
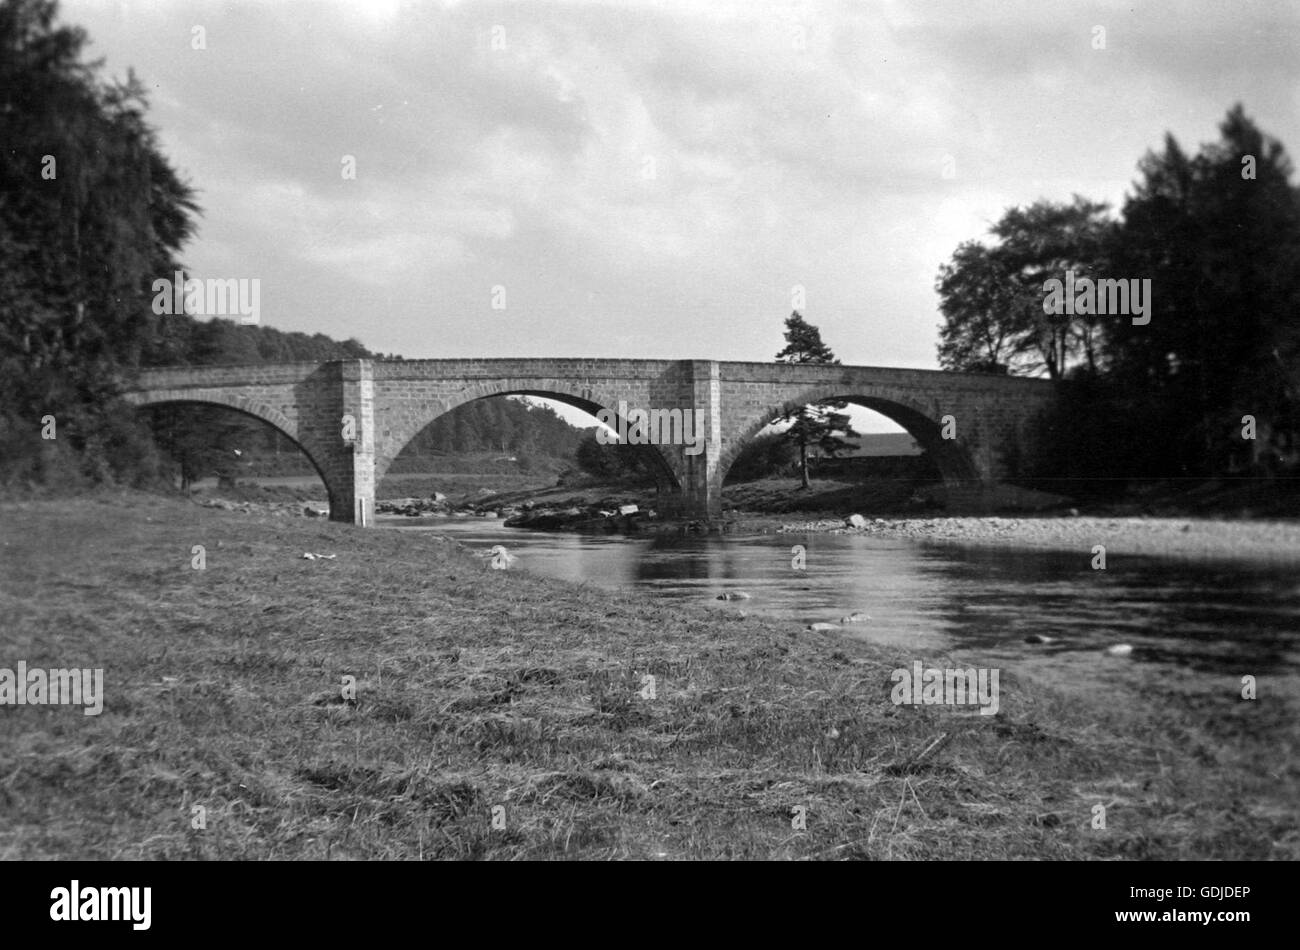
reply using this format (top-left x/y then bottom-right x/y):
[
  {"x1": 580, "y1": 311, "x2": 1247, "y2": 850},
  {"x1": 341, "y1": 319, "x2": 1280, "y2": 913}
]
[
  {"x1": 657, "y1": 469, "x2": 723, "y2": 520},
  {"x1": 330, "y1": 360, "x2": 375, "y2": 525},
  {"x1": 652, "y1": 360, "x2": 724, "y2": 521},
  {"x1": 123, "y1": 358, "x2": 1058, "y2": 528}
]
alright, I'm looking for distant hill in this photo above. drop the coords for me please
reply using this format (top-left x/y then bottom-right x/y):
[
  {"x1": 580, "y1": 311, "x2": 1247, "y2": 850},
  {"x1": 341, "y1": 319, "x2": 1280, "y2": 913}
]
[
  {"x1": 143, "y1": 313, "x2": 388, "y2": 365},
  {"x1": 847, "y1": 432, "x2": 921, "y2": 457},
  {"x1": 394, "y1": 397, "x2": 587, "y2": 466}
]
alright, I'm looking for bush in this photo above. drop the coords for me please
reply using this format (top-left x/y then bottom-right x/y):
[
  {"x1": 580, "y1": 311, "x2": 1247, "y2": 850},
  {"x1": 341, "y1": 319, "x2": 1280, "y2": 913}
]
[
  {"x1": 724, "y1": 431, "x2": 797, "y2": 483},
  {"x1": 574, "y1": 433, "x2": 659, "y2": 483}
]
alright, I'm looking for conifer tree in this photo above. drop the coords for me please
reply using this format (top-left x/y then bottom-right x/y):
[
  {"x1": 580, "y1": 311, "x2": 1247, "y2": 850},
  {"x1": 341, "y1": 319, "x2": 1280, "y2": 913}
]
[{"x1": 774, "y1": 312, "x2": 858, "y2": 488}]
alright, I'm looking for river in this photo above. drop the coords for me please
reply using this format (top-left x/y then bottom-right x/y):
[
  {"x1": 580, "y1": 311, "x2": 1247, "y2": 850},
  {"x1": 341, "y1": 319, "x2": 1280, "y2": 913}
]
[{"x1": 380, "y1": 515, "x2": 1300, "y2": 695}]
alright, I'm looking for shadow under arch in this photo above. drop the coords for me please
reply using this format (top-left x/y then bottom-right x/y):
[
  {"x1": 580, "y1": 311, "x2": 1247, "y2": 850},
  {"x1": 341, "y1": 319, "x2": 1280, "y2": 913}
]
[
  {"x1": 719, "y1": 392, "x2": 979, "y2": 487},
  {"x1": 127, "y1": 393, "x2": 336, "y2": 496},
  {"x1": 377, "y1": 387, "x2": 683, "y2": 495}
]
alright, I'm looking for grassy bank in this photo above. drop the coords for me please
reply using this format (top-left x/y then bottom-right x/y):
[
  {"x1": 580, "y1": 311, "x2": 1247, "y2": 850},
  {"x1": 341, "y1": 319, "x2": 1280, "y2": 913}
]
[{"x1": 0, "y1": 492, "x2": 1294, "y2": 859}]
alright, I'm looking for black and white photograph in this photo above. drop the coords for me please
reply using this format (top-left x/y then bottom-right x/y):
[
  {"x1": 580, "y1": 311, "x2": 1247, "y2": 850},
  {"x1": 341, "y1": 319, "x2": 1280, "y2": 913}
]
[{"x1": 0, "y1": 0, "x2": 1294, "y2": 923}]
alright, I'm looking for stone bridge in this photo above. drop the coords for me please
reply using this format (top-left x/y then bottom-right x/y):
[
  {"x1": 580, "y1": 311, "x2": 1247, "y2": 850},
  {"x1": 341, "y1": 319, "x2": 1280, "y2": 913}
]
[{"x1": 121, "y1": 359, "x2": 1058, "y2": 523}]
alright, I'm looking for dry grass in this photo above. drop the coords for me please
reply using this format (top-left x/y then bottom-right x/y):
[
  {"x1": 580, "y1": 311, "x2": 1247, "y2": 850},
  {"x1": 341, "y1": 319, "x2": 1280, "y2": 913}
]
[{"x1": 0, "y1": 490, "x2": 1295, "y2": 859}]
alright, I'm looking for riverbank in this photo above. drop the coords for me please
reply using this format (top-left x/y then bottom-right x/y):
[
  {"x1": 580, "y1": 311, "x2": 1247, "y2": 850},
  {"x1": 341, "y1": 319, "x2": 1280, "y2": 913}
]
[
  {"x1": 770, "y1": 514, "x2": 1300, "y2": 563},
  {"x1": 0, "y1": 491, "x2": 1294, "y2": 859},
  {"x1": 48, "y1": 477, "x2": 1300, "y2": 564},
  {"x1": 444, "y1": 477, "x2": 1300, "y2": 563}
]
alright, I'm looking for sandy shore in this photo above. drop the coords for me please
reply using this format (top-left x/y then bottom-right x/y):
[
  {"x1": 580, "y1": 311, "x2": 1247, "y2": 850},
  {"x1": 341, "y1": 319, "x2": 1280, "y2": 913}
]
[{"x1": 767, "y1": 514, "x2": 1300, "y2": 563}]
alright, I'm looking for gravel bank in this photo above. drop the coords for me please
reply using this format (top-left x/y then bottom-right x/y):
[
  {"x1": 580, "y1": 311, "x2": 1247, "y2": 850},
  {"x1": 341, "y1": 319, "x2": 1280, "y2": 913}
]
[{"x1": 774, "y1": 514, "x2": 1300, "y2": 563}]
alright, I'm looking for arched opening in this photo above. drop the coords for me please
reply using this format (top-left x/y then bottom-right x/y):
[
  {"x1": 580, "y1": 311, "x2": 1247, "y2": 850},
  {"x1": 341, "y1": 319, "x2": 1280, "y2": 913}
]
[
  {"x1": 720, "y1": 394, "x2": 973, "y2": 513},
  {"x1": 377, "y1": 392, "x2": 681, "y2": 507},
  {"x1": 134, "y1": 399, "x2": 333, "y2": 509}
]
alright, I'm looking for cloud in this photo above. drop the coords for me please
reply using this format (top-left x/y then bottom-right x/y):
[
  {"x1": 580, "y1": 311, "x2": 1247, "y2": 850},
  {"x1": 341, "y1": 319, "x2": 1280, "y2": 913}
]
[{"x1": 64, "y1": 0, "x2": 1300, "y2": 366}]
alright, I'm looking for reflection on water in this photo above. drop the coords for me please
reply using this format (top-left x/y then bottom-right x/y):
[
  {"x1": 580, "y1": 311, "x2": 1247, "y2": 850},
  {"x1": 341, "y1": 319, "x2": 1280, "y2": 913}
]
[{"x1": 380, "y1": 516, "x2": 1300, "y2": 683}]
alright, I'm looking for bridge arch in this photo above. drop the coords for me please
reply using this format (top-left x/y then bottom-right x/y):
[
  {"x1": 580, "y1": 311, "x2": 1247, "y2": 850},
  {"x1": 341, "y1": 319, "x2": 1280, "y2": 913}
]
[
  {"x1": 123, "y1": 391, "x2": 337, "y2": 497},
  {"x1": 124, "y1": 359, "x2": 1059, "y2": 524},
  {"x1": 375, "y1": 380, "x2": 684, "y2": 494},
  {"x1": 719, "y1": 390, "x2": 980, "y2": 487}
]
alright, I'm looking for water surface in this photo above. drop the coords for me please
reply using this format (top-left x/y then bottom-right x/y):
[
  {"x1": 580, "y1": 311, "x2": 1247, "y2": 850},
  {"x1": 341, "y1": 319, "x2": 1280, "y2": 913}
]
[{"x1": 382, "y1": 515, "x2": 1300, "y2": 692}]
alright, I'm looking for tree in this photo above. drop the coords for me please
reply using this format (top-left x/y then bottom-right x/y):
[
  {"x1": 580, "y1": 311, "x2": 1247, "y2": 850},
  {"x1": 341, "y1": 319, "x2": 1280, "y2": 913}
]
[
  {"x1": 934, "y1": 197, "x2": 1114, "y2": 379},
  {"x1": 574, "y1": 431, "x2": 656, "y2": 482},
  {"x1": 145, "y1": 404, "x2": 249, "y2": 490},
  {"x1": 774, "y1": 312, "x2": 859, "y2": 488},
  {"x1": 1105, "y1": 105, "x2": 1300, "y2": 475},
  {"x1": 775, "y1": 311, "x2": 839, "y2": 364},
  {"x1": 0, "y1": 0, "x2": 199, "y2": 486},
  {"x1": 991, "y1": 196, "x2": 1114, "y2": 378},
  {"x1": 935, "y1": 241, "x2": 1019, "y2": 374},
  {"x1": 725, "y1": 430, "x2": 797, "y2": 482}
]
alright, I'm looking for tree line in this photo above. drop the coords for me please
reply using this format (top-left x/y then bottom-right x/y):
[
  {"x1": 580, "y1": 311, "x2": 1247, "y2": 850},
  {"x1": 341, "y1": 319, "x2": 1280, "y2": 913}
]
[
  {"x1": 1, "y1": 0, "x2": 199, "y2": 488},
  {"x1": 409, "y1": 398, "x2": 587, "y2": 460},
  {"x1": 935, "y1": 106, "x2": 1300, "y2": 489}
]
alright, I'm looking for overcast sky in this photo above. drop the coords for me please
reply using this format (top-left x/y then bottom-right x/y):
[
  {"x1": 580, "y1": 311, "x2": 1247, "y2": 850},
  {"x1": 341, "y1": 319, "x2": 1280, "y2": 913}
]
[{"x1": 67, "y1": 0, "x2": 1299, "y2": 374}]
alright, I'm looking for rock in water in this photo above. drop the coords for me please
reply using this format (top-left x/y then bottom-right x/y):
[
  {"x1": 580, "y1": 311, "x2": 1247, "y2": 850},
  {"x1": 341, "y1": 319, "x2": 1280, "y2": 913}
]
[
  {"x1": 1024, "y1": 634, "x2": 1057, "y2": 644},
  {"x1": 716, "y1": 591, "x2": 752, "y2": 601}
]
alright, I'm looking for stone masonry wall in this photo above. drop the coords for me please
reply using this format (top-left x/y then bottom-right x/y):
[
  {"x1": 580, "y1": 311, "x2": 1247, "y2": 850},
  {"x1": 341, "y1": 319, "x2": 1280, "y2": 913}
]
[{"x1": 128, "y1": 359, "x2": 1058, "y2": 522}]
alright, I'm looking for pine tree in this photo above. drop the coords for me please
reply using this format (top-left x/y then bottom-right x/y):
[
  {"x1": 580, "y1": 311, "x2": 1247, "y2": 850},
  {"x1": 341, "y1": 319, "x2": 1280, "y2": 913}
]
[
  {"x1": 775, "y1": 311, "x2": 839, "y2": 364},
  {"x1": 1105, "y1": 105, "x2": 1300, "y2": 475},
  {"x1": 774, "y1": 312, "x2": 858, "y2": 488}
]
